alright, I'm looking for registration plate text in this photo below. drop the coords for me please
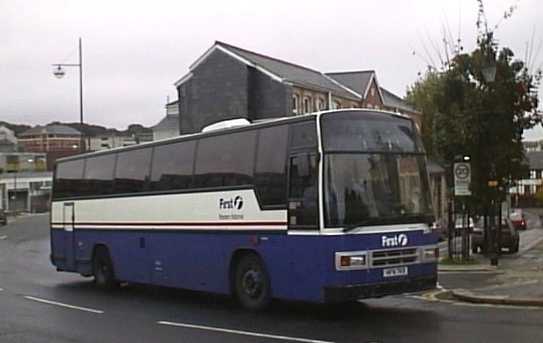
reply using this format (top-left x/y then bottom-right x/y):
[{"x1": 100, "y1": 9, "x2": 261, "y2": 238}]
[{"x1": 383, "y1": 266, "x2": 408, "y2": 277}]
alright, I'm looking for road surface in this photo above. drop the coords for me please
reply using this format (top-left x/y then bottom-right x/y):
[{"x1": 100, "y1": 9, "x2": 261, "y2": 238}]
[{"x1": 0, "y1": 214, "x2": 542, "y2": 343}]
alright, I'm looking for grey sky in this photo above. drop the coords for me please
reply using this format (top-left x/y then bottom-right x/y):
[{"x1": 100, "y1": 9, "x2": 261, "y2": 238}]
[{"x1": 2, "y1": 0, "x2": 542, "y2": 137}]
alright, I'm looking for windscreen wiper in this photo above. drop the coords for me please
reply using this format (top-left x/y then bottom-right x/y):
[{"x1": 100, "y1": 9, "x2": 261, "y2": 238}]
[
  {"x1": 399, "y1": 214, "x2": 435, "y2": 224},
  {"x1": 343, "y1": 219, "x2": 376, "y2": 233}
]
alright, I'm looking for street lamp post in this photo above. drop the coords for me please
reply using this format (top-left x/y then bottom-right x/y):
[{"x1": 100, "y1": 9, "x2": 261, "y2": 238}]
[
  {"x1": 52, "y1": 37, "x2": 85, "y2": 153},
  {"x1": 481, "y1": 58, "x2": 500, "y2": 266}
]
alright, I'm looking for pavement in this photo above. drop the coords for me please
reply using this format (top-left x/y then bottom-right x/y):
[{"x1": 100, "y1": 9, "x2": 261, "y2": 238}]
[{"x1": 437, "y1": 208, "x2": 543, "y2": 307}]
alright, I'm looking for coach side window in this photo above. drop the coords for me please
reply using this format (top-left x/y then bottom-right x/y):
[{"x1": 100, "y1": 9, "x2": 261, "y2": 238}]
[
  {"x1": 194, "y1": 131, "x2": 256, "y2": 188},
  {"x1": 115, "y1": 148, "x2": 152, "y2": 194},
  {"x1": 83, "y1": 153, "x2": 116, "y2": 196},
  {"x1": 54, "y1": 159, "x2": 85, "y2": 199},
  {"x1": 289, "y1": 121, "x2": 317, "y2": 149},
  {"x1": 150, "y1": 140, "x2": 195, "y2": 191},
  {"x1": 255, "y1": 125, "x2": 288, "y2": 207}
]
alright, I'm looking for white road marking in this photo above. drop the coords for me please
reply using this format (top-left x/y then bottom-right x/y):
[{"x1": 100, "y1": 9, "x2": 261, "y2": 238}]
[
  {"x1": 24, "y1": 296, "x2": 104, "y2": 314},
  {"x1": 157, "y1": 321, "x2": 334, "y2": 343},
  {"x1": 0, "y1": 288, "x2": 3, "y2": 291},
  {"x1": 0, "y1": 235, "x2": 7, "y2": 240}
]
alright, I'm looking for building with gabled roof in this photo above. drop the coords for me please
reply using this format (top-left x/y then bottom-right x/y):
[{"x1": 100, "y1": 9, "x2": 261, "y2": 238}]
[
  {"x1": 174, "y1": 41, "x2": 419, "y2": 134},
  {"x1": 0, "y1": 126, "x2": 17, "y2": 152},
  {"x1": 325, "y1": 70, "x2": 382, "y2": 104},
  {"x1": 152, "y1": 99, "x2": 180, "y2": 141}
]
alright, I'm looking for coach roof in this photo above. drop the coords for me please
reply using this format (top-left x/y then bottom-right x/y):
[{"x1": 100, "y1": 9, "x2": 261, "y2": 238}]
[{"x1": 55, "y1": 109, "x2": 413, "y2": 165}]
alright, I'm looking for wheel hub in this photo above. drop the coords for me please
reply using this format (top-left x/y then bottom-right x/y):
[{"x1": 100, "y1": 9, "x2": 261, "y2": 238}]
[{"x1": 242, "y1": 270, "x2": 262, "y2": 298}]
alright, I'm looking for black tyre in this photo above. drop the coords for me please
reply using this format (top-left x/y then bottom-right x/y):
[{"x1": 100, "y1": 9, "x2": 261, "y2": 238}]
[
  {"x1": 92, "y1": 246, "x2": 118, "y2": 289},
  {"x1": 234, "y1": 254, "x2": 271, "y2": 310}
]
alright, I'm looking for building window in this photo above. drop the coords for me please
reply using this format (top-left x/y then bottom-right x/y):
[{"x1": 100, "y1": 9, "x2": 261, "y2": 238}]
[
  {"x1": 292, "y1": 95, "x2": 300, "y2": 114},
  {"x1": 316, "y1": 98, "x2": 326, "y2": 111},
  {"x1": 370, "y1": 87, "x2": 375, "y2": 97},
  {"x1": 303, "y1": 96, "x2": 312, "y2": 114},
  {"x1": 530, "y1": 170, "x2": 537, "y2": 179}
]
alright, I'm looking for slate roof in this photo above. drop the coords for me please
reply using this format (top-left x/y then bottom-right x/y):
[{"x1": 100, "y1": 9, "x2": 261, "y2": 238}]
[
  {"x1": 215, "y1": 41, "x2": 361, "y2": 101},
  {"x1": 326, "y1": 71, "x2": 374, "y2": 97},
  {"x1": 380, "y1": 87, "x2": 418, "y2": 113},
  {"x1": 20, "y1": 124, "x2": 81, "y2": 137},
  {"x1": 527, "y1": 151, "x2": 543, "y2": 170}
]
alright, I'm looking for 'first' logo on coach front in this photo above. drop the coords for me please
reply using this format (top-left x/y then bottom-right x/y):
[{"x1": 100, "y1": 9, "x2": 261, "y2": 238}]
[{"x1": 381, "y1": 234, "x2": 408, "y2": 248}]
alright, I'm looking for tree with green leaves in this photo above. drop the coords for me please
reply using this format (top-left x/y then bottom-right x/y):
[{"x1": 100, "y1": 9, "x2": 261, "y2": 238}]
[{"x1": 407, "y1": 4, "x2": 542, "y2": 211}]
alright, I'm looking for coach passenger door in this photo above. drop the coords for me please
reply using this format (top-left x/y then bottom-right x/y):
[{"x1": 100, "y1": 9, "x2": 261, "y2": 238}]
[
  {"x1": 287, "y1": 153, "x2": 319, "y2": 230},
  {"x1": 63, "y1": 202, "x2": 76, "y2": 270}
]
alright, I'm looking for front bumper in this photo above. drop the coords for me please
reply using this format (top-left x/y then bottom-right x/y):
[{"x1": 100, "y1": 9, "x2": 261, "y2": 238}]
[{"x1": 323, "y1": 276, "x2": 437, "y2": 303}]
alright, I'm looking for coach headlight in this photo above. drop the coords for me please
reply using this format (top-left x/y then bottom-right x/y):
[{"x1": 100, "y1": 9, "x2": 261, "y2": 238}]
[
  {"x1": 421, "y1": 246, "x2": 439, "y2": 262},
  {"x1": 335, "y1": 251, "x2": 368, "y2": 271}
]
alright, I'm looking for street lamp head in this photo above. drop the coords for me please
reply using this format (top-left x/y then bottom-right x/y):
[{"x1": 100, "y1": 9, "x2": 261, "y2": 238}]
[
  {"x1": 482, "y1": 64, "x2": 496, "y2": 83},
  {"x1": 53, "y1": 65, "x2": 65, "y2": 79}
]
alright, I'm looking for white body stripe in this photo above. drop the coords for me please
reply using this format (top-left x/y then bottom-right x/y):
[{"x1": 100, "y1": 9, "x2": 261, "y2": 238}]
[{"x1": 51, "y1": 189, "x2": 287, "y2": 231}]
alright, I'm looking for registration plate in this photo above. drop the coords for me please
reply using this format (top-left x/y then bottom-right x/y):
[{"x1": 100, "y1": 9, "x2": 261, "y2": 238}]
[{"x1": 383, "y1": 266, "x2": 408, "y2": 278}]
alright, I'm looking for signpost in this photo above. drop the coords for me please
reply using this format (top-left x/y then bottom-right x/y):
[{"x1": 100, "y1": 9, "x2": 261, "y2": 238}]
[
  {"x1": 453, "y1": 161, "x2": 471, "y2": 260},
  {"x1": 454, "y1": 162, "x2": 471, "y2": 196}
]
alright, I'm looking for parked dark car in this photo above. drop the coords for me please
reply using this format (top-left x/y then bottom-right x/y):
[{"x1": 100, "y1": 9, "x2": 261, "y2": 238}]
[
  {"x1": 0, "y1": 209, "x2": 6, "y2": 226},
  {"x1": 472, "y1": 218, "x2": 519, "y2": 254},
  {"x1": 510, "y1": 209, "x2": 527, "y2": 230}
]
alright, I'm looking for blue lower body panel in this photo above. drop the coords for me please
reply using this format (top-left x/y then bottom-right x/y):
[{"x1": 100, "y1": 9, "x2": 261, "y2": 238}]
[{"x1": 50, "y1": 228, "x2": 438, "y2": 303}]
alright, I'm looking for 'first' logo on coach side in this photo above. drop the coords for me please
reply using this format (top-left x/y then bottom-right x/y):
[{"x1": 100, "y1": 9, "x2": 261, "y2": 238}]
[{"x1": 219, "y1": 196, "x2": 244, "y2": 210}]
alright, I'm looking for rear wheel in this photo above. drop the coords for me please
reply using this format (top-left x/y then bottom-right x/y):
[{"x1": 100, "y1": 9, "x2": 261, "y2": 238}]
[
  {"x1": 234, "y1": 254, "x2": 271, "y2": 311},
  {"x1": 92, "y1": 247, "x2": 118, "y2": 289}
]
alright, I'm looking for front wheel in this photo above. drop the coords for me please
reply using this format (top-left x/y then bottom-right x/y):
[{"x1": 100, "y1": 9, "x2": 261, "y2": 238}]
[
  {"x1": 234, "y1": 254, "x2": 271, "y2": 311},
  {"x1": 92, "y1": 247, "x2": 118, "y2": 289}
]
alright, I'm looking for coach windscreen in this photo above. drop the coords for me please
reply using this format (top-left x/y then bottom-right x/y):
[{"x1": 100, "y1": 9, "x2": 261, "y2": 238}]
[{"x1": 320, "y1": 111, "x2": 433, "y2": 229}]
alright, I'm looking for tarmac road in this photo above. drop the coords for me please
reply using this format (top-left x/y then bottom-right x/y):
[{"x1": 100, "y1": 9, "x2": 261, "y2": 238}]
[{"x1": 0, "y1": 214, "x2": 542, "y2": 343}]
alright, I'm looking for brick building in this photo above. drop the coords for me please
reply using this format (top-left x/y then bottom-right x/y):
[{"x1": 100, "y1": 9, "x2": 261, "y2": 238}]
[
  {"x1": 174, "y1": 41, "x2": 419, "y2": 134},
  {"x1": 18, "y1": 124, "x2": 82, "y2": 170}
]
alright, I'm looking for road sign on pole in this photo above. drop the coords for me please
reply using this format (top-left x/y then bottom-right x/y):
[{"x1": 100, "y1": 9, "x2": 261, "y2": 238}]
[{"x1": 454, "y1": 162, "x2": 471, "y2": 196}]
